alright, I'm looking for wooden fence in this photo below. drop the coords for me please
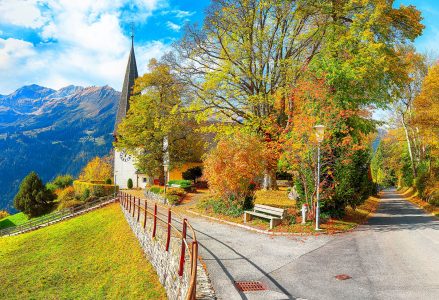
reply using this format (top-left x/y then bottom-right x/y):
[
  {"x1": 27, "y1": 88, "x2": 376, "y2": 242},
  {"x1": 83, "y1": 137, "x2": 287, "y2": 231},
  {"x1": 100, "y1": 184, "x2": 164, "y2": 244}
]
[
  {"x1": 119, "y1": 192, "x2": 198, "y2": 300},
  {"x1": 0, "y1": 195, "x2": 116, "y2": 237}
]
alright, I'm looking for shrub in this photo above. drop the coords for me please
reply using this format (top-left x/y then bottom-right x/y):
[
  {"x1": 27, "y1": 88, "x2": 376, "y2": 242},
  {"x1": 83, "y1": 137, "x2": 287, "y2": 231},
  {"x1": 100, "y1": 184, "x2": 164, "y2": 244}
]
[
  {"x1": 203, "y1": 132, "x2": 265, "y2": 205},
  {"x1": 58, "y1": 186, "x2": 76, "y2": 202},
  {"x1": 182, "y1": 166, "x2": 203, "y2": 183},
  {"x1": 73, "y1": 180, "x2": 118, "y2": 199},
  {"x1": 428, "y1": 192, "x2": 439, "y2": 207},
  {"x1": 81, "y1": 188, "x2": 90, "y2": 201},
  {"x1": 57, "y1": 186, "x2": 82, "y2": 210},
  {"x1": 199, "y1": 196, "x2": 244, "y2": 217},
  {"x1": 52, "y1": 175, "x2": 74, "y2": 189},
  {"x1": 167, "y1": 179, "x2": 192, "y2": 188},
  {"x1": 415, "y1": 163, "x2": 429, "y2": 198},
  {"x1": 148, "y1": 186, "x2": 164, "y2": 194},
  {"x1": 166, "y1": 195, "x2": 180, "y2": 205},
  {"x1": 0, "y1": 210, "x2": 9, "y2": 219},
  {"x1": 166, "y1": 187, "x2": 186, "y2": 197},
  {"x1": 127, "y1": 178, "x2": 133, "y2": 189},
  {"x1": 14, "y1": 172, "x2": 56, "y2": 217},
  {"x1": 105, "y1": 178, "x2": 112, "y2": 184}
]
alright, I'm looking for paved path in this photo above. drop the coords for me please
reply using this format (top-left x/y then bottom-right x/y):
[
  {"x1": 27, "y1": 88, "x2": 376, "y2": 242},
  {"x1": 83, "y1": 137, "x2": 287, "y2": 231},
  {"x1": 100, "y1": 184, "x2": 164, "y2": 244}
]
[{"x1": 187, "y1": 190, "x2": 439, "y2": 299}]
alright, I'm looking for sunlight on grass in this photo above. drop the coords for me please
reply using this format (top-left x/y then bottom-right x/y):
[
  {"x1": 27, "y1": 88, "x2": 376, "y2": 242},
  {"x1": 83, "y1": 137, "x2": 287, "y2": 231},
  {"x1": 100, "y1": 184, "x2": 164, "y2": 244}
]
[
  {"x1": 254, "y1": 188, "x2": 295, "y2": 208},
  {"x1": 0, "y1": 212, "x2": 29, "y2": 230},
  {"x1": 0, "y1": 203, "x2": 166, "y2": 300}
]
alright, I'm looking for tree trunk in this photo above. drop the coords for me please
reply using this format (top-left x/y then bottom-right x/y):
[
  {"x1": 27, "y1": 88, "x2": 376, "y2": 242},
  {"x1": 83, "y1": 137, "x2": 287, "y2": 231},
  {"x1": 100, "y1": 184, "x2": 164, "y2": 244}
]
[
  {"x1": 262, "y1": 169, "x2": 278, "y2": 190},
  {"x1": 401, "y1": 115, "x2": 417, "y2": 179}
]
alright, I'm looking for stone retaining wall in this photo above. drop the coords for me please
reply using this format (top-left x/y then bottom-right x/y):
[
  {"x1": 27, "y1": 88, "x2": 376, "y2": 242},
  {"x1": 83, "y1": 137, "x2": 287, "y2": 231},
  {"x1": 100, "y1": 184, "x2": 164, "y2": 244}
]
[{"x1": 120, "y1": 203, "x2": 216, "y2": 300}]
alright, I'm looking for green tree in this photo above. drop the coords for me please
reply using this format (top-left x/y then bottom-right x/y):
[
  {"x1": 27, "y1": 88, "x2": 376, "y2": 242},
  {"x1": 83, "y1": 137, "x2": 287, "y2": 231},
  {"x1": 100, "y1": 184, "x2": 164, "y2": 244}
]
[
  {"x1": 115, "y1": 59, "x2": 205, "y2": 178},
  {"x1": 182, "y1": 166, "x2": 203, "y2": 183},
  {"x1": 14, "y1": 172, "x2": 56, "y2": 217}
]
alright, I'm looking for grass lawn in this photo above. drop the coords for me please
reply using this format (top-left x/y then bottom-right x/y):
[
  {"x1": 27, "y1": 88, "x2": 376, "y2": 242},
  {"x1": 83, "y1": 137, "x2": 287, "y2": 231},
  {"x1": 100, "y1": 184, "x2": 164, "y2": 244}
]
[
  {"x1": 254, "y1": 188, "x2": 295, "y2": 208},
  {"x1": 0, "y1": 212, "x2": 30, "y2": 230},
  {"x1": 0, "y1": 203, "x2": 166, "y2": 300}
]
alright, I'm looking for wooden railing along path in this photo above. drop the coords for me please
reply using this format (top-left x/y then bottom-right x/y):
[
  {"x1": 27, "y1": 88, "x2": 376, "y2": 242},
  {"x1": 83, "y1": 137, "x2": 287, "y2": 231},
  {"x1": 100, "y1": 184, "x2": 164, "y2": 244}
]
[
  {"x1": 0, "y1": 195, "x2": 116, "y2": 237},
  {"x1": 119, "y1": 192, "x2": 199, "y2": 300}
]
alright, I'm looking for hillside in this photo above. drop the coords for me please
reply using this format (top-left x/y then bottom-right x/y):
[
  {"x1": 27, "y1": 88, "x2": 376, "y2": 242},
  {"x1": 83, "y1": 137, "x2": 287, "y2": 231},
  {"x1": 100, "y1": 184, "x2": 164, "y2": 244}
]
[
  {"x1": 0, "y1": 84, "x2": 120, "y2": 211},
  {"x1": 0, "y1": 203, "x2": 166, "y2": 299}
]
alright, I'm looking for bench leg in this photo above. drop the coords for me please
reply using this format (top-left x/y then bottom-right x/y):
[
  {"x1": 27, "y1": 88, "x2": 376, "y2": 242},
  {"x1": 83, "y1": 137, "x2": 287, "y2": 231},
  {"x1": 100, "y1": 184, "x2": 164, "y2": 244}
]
[
  {"x1": 244, "y1": 212, "x2": 252, "y2": 223},
  {"x1": 270, "y1": 219, "x2": 281, "y2": 229}
]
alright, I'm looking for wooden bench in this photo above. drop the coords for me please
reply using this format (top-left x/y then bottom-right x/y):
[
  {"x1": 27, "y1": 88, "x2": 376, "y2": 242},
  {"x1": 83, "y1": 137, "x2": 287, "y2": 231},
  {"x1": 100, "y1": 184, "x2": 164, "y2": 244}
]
[{"x1": 244, "y1": 204, "x2": 287, "y2": 229}]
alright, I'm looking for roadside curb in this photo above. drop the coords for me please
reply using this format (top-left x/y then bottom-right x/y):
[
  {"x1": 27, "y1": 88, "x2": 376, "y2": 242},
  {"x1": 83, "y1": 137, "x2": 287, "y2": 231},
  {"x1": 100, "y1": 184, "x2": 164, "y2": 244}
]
[{"x1": 185, "y1": 209, "x2": 351, "y2": 236}]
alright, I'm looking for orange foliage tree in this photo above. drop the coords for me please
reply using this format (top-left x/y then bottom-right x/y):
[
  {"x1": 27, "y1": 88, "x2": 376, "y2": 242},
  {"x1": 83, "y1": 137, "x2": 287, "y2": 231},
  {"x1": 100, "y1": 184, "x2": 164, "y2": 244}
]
[
  {"x1": 79, "y1": 157, "x2": 112, "y2": 182},
  {"x1": 203, "y1": 132, "x2": 265, "y2": 205}
]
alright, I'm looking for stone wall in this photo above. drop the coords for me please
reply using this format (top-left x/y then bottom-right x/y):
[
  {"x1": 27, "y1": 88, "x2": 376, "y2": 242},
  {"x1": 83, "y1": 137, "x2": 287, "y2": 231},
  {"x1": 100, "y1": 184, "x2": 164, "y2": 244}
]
[{"x1": 120, "y1": 202, "x2": 216, "y2": 300}]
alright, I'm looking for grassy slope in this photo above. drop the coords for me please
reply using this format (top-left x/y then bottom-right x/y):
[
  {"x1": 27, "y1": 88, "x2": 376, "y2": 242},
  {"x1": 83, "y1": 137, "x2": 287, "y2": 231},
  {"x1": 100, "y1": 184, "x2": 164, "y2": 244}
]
[
  {"x1": 0, "y1": 203, "x2": 166, "y2": 300},
  {"x1": 400, "y1": 187, "x2": 439, "y2": 217},
  {"x1": 0, "y1": 212, "x2": 29, "y2": 229}
]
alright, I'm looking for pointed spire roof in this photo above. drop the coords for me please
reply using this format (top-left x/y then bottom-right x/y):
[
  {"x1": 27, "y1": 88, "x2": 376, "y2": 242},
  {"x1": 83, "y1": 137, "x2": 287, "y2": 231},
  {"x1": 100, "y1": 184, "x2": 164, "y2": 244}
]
[{"x1": 114, "y1": 34, "x2": 138, "y2": 136}]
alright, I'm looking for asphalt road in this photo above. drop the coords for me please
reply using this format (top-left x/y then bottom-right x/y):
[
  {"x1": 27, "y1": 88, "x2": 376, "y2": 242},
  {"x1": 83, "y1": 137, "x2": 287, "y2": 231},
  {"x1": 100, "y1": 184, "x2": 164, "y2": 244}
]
[{"x1": 189, "y1": 190, "x2": 439, "y2": 300}]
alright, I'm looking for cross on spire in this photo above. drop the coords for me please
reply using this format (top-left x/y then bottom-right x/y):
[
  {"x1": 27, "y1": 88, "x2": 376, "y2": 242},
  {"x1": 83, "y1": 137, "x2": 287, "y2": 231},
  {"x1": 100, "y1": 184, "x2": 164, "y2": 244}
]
[{"x1": 130, "y1": 22, "x2": 134, "y2": 46}]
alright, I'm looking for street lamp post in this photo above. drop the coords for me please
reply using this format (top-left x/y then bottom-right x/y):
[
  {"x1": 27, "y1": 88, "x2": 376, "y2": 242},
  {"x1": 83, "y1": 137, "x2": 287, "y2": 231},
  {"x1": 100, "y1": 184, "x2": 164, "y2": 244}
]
[
  {"x1": 163, "y1": 164, "x2": 169, "y2": 195},
  {"x1": 314, "y1": 125, "x2": 325, "y2": 231}
]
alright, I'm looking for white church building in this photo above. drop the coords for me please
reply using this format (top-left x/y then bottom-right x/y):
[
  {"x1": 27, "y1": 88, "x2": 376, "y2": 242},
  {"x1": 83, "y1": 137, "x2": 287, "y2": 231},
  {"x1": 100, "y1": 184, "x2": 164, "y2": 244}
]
[{"x1": 113, "y1": 36, "x2": 149, "y2": 189}]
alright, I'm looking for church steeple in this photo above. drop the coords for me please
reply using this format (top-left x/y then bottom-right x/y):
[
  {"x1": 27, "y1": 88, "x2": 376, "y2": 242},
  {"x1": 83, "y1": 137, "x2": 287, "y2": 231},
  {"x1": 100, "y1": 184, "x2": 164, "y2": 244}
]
[{"x1": 114, "y1": 32, "x2": 138, "y2": 136}]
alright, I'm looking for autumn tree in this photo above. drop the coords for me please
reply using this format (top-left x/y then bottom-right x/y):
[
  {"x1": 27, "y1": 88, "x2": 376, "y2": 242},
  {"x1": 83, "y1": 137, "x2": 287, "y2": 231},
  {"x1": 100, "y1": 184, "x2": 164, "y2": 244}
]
[
  {"x1": 115, "y1": 59, "x2": 205, "y2": 179},
  {"x1": 79, "y1": 157, "x2": 112, "y2": 182},
  {"x1": 390, "y1": 46, "x2": 429, "y2": 178},
  {"x1": 203, "y1": 132, "x2": 265, "y2": 206},
  {"x1": 169, "y1": 0, "x2": 424, "y2": 189},
  {"x1": 412, "y1": 62, "x2": 439, "y2": 199}
]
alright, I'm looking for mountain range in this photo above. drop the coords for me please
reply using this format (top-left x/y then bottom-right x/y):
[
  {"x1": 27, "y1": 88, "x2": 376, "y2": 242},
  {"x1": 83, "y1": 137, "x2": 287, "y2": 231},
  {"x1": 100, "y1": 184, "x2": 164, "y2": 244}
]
[{"x1": 0, "y1": 84, "x2": 120, "y2": 212}]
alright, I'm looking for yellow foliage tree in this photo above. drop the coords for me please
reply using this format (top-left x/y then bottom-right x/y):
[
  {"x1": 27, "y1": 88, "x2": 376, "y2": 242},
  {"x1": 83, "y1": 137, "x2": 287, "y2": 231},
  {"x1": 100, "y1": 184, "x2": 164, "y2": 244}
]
[
  {"x1": 79, "y1": 157, "x2": 112, "y2": 182},
  {"x1": 414, "y1": 63, "x2": 439, "y2": 157}
]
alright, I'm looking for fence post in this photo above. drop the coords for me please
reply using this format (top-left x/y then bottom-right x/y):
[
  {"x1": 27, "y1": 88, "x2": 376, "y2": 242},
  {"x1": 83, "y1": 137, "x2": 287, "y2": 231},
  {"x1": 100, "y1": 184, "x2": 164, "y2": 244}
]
[
  {"x1": 143, "y1": 199, "x2": 147, "y2": 229},
  {"x1": 132, "y1": 196, "x2": 136, "y2": 218},
  {"x1": 190, "y1": 241, "x2": 198, "y2": 300},
  {"x1": 179, "y1": 218, "x2": 187, "y2": 276},
  {"x1": 137, "y1": 197, "x2": 140, "y2": 222},
  {"x1": 166, "y1": 208, "x2": 171, "y2": 251},
  {"x1": 152, "y1": 204, "x2": 157, "y2": 238}
]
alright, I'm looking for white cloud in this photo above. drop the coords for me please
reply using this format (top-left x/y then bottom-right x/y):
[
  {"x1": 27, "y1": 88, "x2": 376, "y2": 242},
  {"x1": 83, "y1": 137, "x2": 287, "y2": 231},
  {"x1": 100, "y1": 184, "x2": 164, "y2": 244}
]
[
  {"x1": 0, "y1": 38, "x2": 36, "y2": 70},
  {"x1": 0, "y1": 0, "x2": 171, "y2": 94},
  {"x1": 162, "y1": 9, "x2": 195, "y2": 19},
  {"x1": 166, "y1": 21, "x2": 181, "y2": 32},
  {"x1": 0, "y1": 0, "x2": 47, "y2": 28}
]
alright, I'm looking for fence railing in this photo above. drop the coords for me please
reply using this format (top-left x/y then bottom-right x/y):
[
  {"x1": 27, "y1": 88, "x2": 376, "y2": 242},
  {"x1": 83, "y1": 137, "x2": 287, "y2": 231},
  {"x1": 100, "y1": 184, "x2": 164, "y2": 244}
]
[
  {"x1": 0, "y1": 195, "x2": 116, "y2": 237},
  {"x1": 119, "y1": 191, "x2": 198, "y2": 300}
]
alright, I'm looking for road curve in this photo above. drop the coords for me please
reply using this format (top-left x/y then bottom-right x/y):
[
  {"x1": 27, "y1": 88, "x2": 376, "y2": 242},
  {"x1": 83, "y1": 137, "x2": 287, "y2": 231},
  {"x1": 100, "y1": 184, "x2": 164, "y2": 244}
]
[{"x1": 262, "y1": 189, "x2": 439, "y2": 300}]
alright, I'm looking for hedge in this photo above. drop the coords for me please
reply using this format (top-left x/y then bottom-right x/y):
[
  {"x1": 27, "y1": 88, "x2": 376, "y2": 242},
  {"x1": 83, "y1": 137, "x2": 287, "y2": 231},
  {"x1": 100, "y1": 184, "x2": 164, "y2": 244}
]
[{"x1": 73, "y1": 180, "x2": 118, "y2": 198}]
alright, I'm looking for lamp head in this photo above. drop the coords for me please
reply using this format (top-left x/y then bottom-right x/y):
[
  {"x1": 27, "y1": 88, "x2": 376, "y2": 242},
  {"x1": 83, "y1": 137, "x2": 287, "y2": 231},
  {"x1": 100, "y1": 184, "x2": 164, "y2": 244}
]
[{"x1": 314, "y1": 125, "x2": 325, "y2": 143}]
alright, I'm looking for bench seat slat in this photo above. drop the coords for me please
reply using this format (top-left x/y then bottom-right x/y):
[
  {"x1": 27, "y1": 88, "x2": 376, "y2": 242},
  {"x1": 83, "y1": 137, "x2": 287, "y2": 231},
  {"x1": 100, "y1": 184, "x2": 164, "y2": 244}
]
[
  {"x1": 254, "y1": 204, "x2": 285, "y2": 213},
  {"x1": 254, "y1": 208, "x2": 284, "y2": 217},
  {"x1": 244, "y1": 211, "x2": 280, "y2": 220}
]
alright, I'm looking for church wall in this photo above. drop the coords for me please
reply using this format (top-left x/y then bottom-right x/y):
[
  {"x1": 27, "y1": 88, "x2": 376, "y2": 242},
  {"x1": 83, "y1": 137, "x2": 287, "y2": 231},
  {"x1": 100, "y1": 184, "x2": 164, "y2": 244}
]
[{"x1": 114, "y1": 149, "x2": 138, "y2": 189}]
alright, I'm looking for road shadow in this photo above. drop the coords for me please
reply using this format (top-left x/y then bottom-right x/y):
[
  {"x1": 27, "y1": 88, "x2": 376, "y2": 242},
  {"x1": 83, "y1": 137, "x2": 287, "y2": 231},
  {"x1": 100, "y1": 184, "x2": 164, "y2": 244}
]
[{"x1": 357, "y1": 191, "x2": 439, "y2": 232}]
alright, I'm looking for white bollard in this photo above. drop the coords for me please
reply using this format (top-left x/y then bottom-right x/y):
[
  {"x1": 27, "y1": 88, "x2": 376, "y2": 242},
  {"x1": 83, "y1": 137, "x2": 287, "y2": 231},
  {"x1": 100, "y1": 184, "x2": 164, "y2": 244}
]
[{"x1": 301, "y1": 204, "x2": 308, "y2": 224}]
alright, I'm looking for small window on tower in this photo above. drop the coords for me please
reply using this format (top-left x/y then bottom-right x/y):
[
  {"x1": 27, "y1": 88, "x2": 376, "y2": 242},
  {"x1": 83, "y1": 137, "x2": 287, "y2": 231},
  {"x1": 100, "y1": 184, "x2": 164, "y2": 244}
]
[{"x1": 143, "y1": 178, "x2": 147, "y2": 183}]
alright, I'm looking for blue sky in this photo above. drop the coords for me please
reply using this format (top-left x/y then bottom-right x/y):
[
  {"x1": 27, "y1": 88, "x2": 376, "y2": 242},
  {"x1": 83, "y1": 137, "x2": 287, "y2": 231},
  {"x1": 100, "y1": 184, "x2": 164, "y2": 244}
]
[{"x1": 0, "y1": 0, "x2": 437, "y2": 95}]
